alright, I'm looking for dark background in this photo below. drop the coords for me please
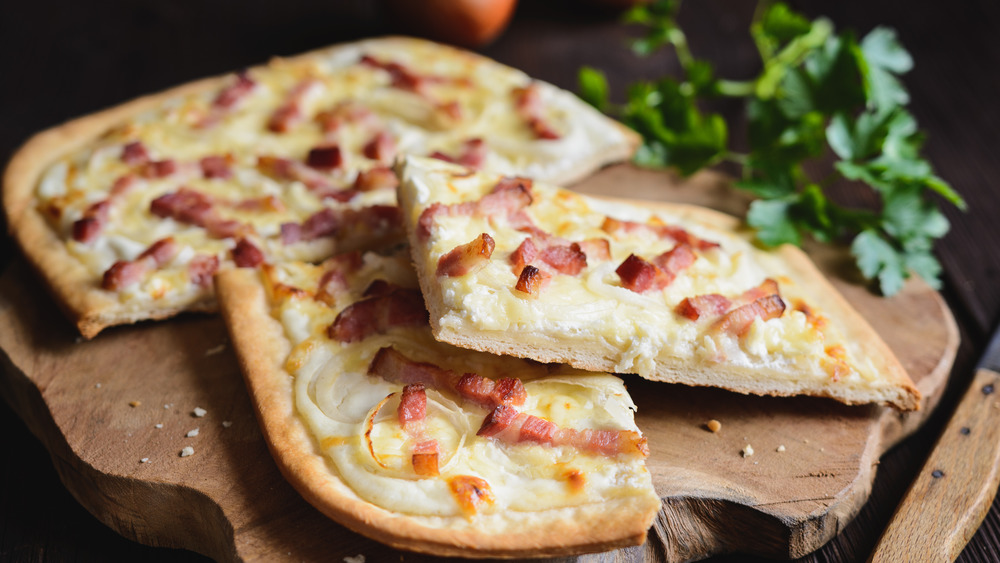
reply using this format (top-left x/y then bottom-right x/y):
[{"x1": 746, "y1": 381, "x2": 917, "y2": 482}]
[{"x1": 1, "y1": 1, "x2": 999, "y2": 561}]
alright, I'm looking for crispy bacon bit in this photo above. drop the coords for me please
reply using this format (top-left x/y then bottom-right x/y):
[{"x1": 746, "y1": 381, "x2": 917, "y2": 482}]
[
  {"x1": 540, "y1": 242, "x2": 587, "y2": 275},
  {"x1": 515, "y1": 265, "x2": 550, "y2": 295},
  {"x1": 398, "y1": 383, "x2": 428, "y2": 431},
  {"x1": 232, "y1": 238, "x2": 265, "y2": 268},
  {"x1": 654, "y1": 243, "x2": 696, "y2": 276},
  {"x1": 329, "y1": 288, "x2": 429, "y2": 342},
  {"x1": 267, "y1": 79, "x2": 318, "y2": 133},
  {"x1": 477, "y1": 405, "x2": 649, "y2": 457},
  {"x1": 563, "y1": 469, "x2": 587, "y2": 492},
  {"x1": 71, "y1": 200, "x2": 111, "y2": 243},
  {"x1": 361, "y1": 54, "x2": 429, "y2": 94},
  {"x1": 214, "y1": 71, "x2": 256, "y2": 109},
  {"x1": 616, "y1": 244, "x2": 694, "y2": 293},
  {"x1": 151, "y1": 188, "x2": 249, "y2": 240},
  {"x1": 110, "y1": 174, "x2": 138, "y2": 197},
  {"x1": 411, "y1": 440, "x2": 440, "y2": 477},
  {"x1": 509, "y1": 238, "x2": 537, "y2": 273},
  {"x1": 235, "y1": 195, "x2": 284, "y2": 213},
  {"x1": 352, "y1": 166, "x2": 398, "y2": 191},
  {"x1": 676, "y1": 294, "x2": 731, "y2": 321},
  {"x1": 362, "y1": 131, "x2": 397, "y2": 163},
  {"x1": 188, "y1": 254, "x2": 220, "y2": 287},
  {"x1": 200, "y1": 155, "x2": 232, "y2": 179},
  {"x1": 455, "y1": 374, "x2": 526, "y2": 409},
  {"x1": 448, "y1": 475, "x2": 495, "y2": 516},
  {"x1": 141, "y1": 159, "x2": 178, "y2": 179},
  {"x1": 101, "y1": 237, "x2": 178, "y2": 291},
  {"x1": 418, "y1": 177, "x2": 530, "y2": 242},
  {"x1": 741, "y1": 278, "x2": 780, "y2": 302},
  {"x1": 513, "y1": 83, "x2": 561, "y2": 140},
  {"x1": 714, "y1": 294, "x2": 787, "y2": 336},
  {"x1": 306, "y1": 145, "x2": 343, "y2": 170},
  {"x1": 437, "y1": 233, "x2": 495, "y2": 277},
  {"x1": 430, "y1": 138, "x2": 488, "y2": 168},
  {"x1": 257, "y1": 155, "x2": 334, "y2": 192},
  {"x1": 121, "y1": 141, "x2": 150, "y2": 166},
  {"x1": 315, "y1": 100, "x2": 378, "y2": 133},
  {"x1": 368, "y1": 347, "x2": 458, "y2": 389},
  {"x1": 602, "y1": 217, "x2": 720, "y2": 251},
  {"x1": 616, "y1": 254, "x2": 661, "y2": 293},
  {"x1": 578, "y1": 238, "x2": 611, "y2": 262}
]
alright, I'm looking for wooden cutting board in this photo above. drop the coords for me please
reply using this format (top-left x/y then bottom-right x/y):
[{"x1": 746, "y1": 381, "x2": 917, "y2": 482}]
[{"x1": 0, "y1": 165, "x2": 958, "y2": 562}]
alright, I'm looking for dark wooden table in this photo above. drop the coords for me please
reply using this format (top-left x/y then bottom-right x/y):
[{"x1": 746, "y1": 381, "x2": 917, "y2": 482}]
[{"x1": 1, "y1": 0, "x2": 998, "y2": 561}]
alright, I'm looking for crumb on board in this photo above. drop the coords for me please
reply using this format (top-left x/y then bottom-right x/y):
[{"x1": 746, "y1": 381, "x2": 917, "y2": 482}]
[
  {"x1": 741, "y1": 444, "x2": 754, "y2": 458},
  {"x1": 95, "y1": 383, "x2": 102, "y2": 389},
  {"x1": 154, "y1": 423, "x2": 163, "y2": 429},
  {"x1": 186, "y1": 428, "x2": 200, "y2": 438},
  {"x1": 164, "y1": 404, "x2": 172, "y2": 410},
  {"x1": 140, "y1": 458, "x2": 150, "y2": 464},
  {"x1": 180, "y1": 447, "x2": 195, "y2": 457},
  {"x1": 344, "y1": 555, "x2": 366, "y2": 563},
  {"x1": 129, "y1": 400, "x2": 141, "y2": 408},
  {"x1": 205, "y1": 344, "x2": 226, "y2": 356},
  {"x1": 222, "y1": 421, "x2": 233, "y2": 428},
  {"x1": 705, "y1": 419, "x2": 722, "y2": 433},
  {"x1": 777, "y1": 444, "x2": 786, "y2": 452},
  {"x1": 193, "y1": 407, "x2": 207, "y2": 418}
]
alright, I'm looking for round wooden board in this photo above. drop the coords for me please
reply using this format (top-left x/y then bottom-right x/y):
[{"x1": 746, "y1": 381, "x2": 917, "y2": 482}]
[{"x1": 0, "y1": 164, "x2": 958, "y2": 562}]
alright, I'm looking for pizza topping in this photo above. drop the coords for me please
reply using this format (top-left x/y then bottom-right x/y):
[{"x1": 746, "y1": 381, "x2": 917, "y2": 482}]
[
  {"x1": 411, "y1": 440, "x2": 441, "y2": 477},
  {"x1": 397, "y1": 384, "x2": 441, "y2": 476},
  {"x1": 150, "y1": 188, "x2": 249, "y2": 239},
  {"x1": 514, "y1": 265, "x2": 550, "y2": 296},
  {"x1": 101, "y1": 237, "x2": 178, "y2": 290},
  {"x1": 713, "y1": 294, "x2": 787, "y2": 336},
  {"x1": 257, "y1": 155, "x2": 334, "y2": 192},
  {"x1": 675, "y1": 294, "x2": 732, "y2": 321},
  {"x1": 121, "y1": 141, "x2": 150, "y2": 166},
  {"x1": 306, "y1": 145, "x2": 343, "y2": 170},
  {"x1": 616, "y1": 244, "x2": 696, "y2": 293},
  {"x1": 448, "y1": 475, "x2": 495, "y2": 516},
  {"x1": 352, "y1": 166, "x2": 398, "y2": 192},
  {"x1": 232, "y1": 238, "x2": 265, "y2": 268},
  {"x1": 454, "y1": 373, "x2": 526, "y2": 409},
  {"x1": 198, "y1": 71, "x2": 256, "y2": 127},
  {"x1": 602, "y1": 216, "x2": 719, "y2": 251},
  {"x1": 513, "y1": 83, "x2": 561, "y2": 140},
  {"x1": 362, "y1": 131, "x2": 397, "y2": 163},
  {"x1": 199, "y1": 155, "x2": 233, "y2": 179},
  {"x1": 267, "y1": 78, "x2": 319, "y2": 133},
  {"x1": 281, "y1": 209, "x2": 337, "y2": 244},
  {"x1": 436, "y1": 233, "x2": 495, "y2": 277},
  {"x1": 314, "y1": 100, "x2": 378, "y2": 133},
  {"x1": 187, "y1": 254, "x2": 220, "y2": 287},
  {"x1": 429, "y1": 138, "x2": 487, "y2": 168},
  {"x1": 477, "y1": 405, "x2": 649, "y2": 457},
  {"x1": 329, "y1": 287, "x2": 429, "y2": 343},
  {"x1": 539, "y1": 242, "x2": 587, "y2": 275},
  {"x1": 141, "y1": 159, "x2": 179, "y2": 179},
  {"x1": 417, "y1": 177, "x2": 531, "y2": 241}
]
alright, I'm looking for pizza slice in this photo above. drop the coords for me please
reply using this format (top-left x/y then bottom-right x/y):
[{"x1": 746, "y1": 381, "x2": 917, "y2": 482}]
[
  {"x1": 3, "y1": 36, "x2": 638, "y2": 338},
  {"x1": 214, "y1": 248, "x2": 661, "y2": 557},
  {"x1": 396, "y1": 155, "x2": 920, "y2": 410}
]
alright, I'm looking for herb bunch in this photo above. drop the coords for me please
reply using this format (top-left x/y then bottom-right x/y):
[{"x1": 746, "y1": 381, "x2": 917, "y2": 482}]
[{"x1": 578, "y1": 0, "x2": 965, "y2": 296}]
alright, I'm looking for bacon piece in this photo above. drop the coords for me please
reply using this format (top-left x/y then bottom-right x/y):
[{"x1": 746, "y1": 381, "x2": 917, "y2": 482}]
[
  {"x1": 281, "y1": 208, "x2": 339, "y2": 244},
  {"x1": 578, "y1": 238, "x2": 611, "y2": 262},
  {"x1": 257, "y1": 155, "x2": 335, "y2": 192},
  {"x1": 141, "y1": 159, "x2": 178, "y2": 179},
  {"x1": 602, "y1": 217, "x2": 720, "y2": 251},
  {"x1": 654, "y1": 243, "x2": 696, "y2": 276},
  {"x1": 477, "y1": 405, "x2": 649, "y2": 457},
  {"x1": 232, "y1": 238, "x2": 265, "y2": 268},
  {"x1": 362, "y1": 131, "x2": 397, "y2": 163},
  {"x1": 455, "y1": 374, "x2": 526, "y2": 409},
  {"x1": 200, "y1": 155, "x2": 232, "y2": 179},
  {"x1": 514, "y1": 265, "x2": 550, "y2": 296},
  {"x1": 214, "y1": 71, "x2": 256, "y2": 109},
  {"x1": 329, "y1": 288, "x2": 429, "y2": 343},
  {"x1": 436, "y1": 233, "x2": 495, "y2": 277},
  {"x1": 616, "y1": 254, "x2": 661, "y2": 293},
  {"x1": 368, "y1": 347, "x2": 459, "y2": 390},
  {"x1": 267, "y1": 79, "x2": 318, "y2": 133},
  {"x1": 188, "y1": 254, "x2": 220, "y2": 287},
  {"x1": 361, "y1": 54, "x2": 430, "y2": 94},
  {"x1": 101, "y1": 237, "x2": 178, "y2": 291},
  {"x1": 417, "y1": 177, "x2": 531, "y2": 242},
  {"x1": 352, "y1": 166, "x2": 398, "y2": 191},
  {"x1": 539, "y1": 242, "x2": 587, "y2": 275},
  {"x1": 513, "y1": 83, "x2": 561, "y2": 140},
  {"x1": 411, "y1": 440, "x2": 440, "y2": 477},
  {"x1": 509, "y1": 238, "x2": 538, "y2": 273},
  {"x1": 121, "y1": 141, "x2": 150, "y2": 166},
  {"x1": 71, "y1": 200, "x2": 110, "y2": 243},
  {"x1": 109, "y1": 174, "x2": 139, "y2": 197},
  {"x1": 314, "y1": 253, "x2": 363, "y2": 304},
  {"x1": 713, "y1": 294, "x2": 787, "y2": 336},
  {"x1": 151, "y1": 188, "x2": 249, "y2": 239},
  {"x1": 315, "y1": 100, "x2": 378, "y2": 133},
  {"x1": 306, "y1": 145, "x2": 343, "y2": 170},
  {"x1": 429, "y1": 138, "x2": 487, "y2": 168},
  {"x1": 398, "y1": 383, "x2": 428, "y2": 432},
  {"x1": 740, "y1": 278, "x2": 780, "y2": 302},
  {"x1": 675, "y1": 294, "x2": 731, "y2": 321},
  {"x1": 235, "y1": 194, "x2": 284, "y2": 213},
  {"x1": 448, "y1": 475, "x2": 495, "y2": 516}
]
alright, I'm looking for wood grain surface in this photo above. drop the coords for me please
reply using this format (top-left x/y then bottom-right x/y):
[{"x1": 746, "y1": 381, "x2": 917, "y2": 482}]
[{"x1": 0, "y1": 165, "x2": 958, "y2": 562}]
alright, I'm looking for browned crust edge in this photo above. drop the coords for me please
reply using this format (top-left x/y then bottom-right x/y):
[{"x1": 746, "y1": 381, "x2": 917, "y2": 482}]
[
  {"x1": 214, "y1": 267, "x2": 661, "y2": 558},
  {"x1": 396, "y1": 160, "x2": 919, "y2": 411}
]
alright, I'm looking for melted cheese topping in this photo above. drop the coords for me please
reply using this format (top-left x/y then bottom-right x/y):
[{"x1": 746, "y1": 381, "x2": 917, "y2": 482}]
[
  {"x1": 33, "y1": 38, "x2": 630, "y2": 310},
  {"x1": 400, "y1": 156, "x2": 883, "y2": 390},
  {"x1": 264, "y1": 252, "x2": 655, "y2": 518}
]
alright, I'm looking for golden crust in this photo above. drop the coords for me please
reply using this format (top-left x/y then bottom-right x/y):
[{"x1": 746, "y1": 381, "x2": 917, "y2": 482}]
[
  {"x1": 3, "y1": 36, "x2": 637, "y2": 339},
  {"x1": 396, "y1": 157, "x2": 920, "y2": 411},
  {"x1": 215, "y1": 267, "x2": 661, "y2": 558}
]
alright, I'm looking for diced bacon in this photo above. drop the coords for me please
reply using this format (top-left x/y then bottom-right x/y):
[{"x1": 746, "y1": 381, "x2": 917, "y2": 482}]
[
  {"x1": 204, "y1": 218, "x2": 247, "y2": 239},
  {"x1": 71, "y1": 200, "x2": 111, "y2": 243},
  {"x1": 235, "y1": 195, "x2": 284, "y2": 213},
  {"x1": 509, "y1": 238, "x2": 538, "y2": 273},
  {"x1": 740, "y1": 278, "x2": 780, "y2": 302},
  {"x1": 200, "y1": 155, "x2": 232, "y2": 179},
  {"x1": 602, "y1": 217, "x2": 720, "y2": 251},
  {"x1": 675, "y1": 294, "x2": 731, "y2": 321},
  {"x1": 213, "y1": 71, "x2": 256, "y2": 109},
  {"x1": 280, "y1": 208, "x2": 339, "y2": 244},
  {"x1": 362, "y1": 131, "x2": 397, "y2": 163},
  {"x1": 352, "y1": 166, "x2": 398, "y2": 191},
  {"x1": 257, "y1": 155, "x2": 334, "y2": 192},
  {"x1": 578, "y1": 238, "x2": 611, "y2": 262},
  {"x1": 232, "y1": 238, "x2": 265, "y2": 268},
  {"x1": 151, "y1": 188, "x2": 249, "y2": 240},
  {"x1": 109, "y1": 174, "x2": 139, "y2": 197},
  {"x1": 713, "y1": 294, "x2": 787, "y2": 336},
  {"x1": 362, "y1": 279, "x2": 406, "y2": 299},
  {"x1": 315, "y1": 100, "x2": 378, "y2": 133},
  {"x1": 141, "y1": 159, "x2": 178, "y2": 179},
  {"x1": 267, "y1": 79, "x2": 319, "y2": 133},
  {"x1": 313, "y1": 252, "x2": 363, "y2": 303},
  {"x1": 329, "y1": 288, "x2": 429, "y2": 342},
  {"x1": 513, "y1": 83, "x2": 561, "y2": 140},
  {"x1": 188, "y1": 254, "x2": 220, "y2": 287},
  {"x1": 411, "y1": 440, "x2": 440, "y2": 477},
  {"x1": 448, "y1": 475, "x2": 495, "y2": 516},
  {"x1": 430, "y1": 138, "x2": 487, "y2": 168},
  {"x1": 416, "y1": 202, "x2": 447, "y2": 241},
  {"x1": 306, "y1": 145, "x2": 343, "y2": 170},
  {"x1": 348, "y1": 204, "x2": 401, "y2": 232},
  {"x1": 121, "y1": 141, "x2": 150, "y2": 166},
  {"x1": 368, "y1": 347, "x2": 460, "y2": 390},
  {"x1": 398, "y1": 383, "x2": 427, "y2": 431},
  {"x1": 455, "y1": 374, "x2": 526, "y2": 409},
  {"x1": 514, "y1": 265, "x2": 550, "y2": 296},
  {"x1": 616, "y1": 254, "x2": 661, "y2": 293},
  {"x1": 360, "y1": 54, "x2": 430, "y2": 94},
  {"x1": 418, "y1": 177, "x2": 530, "y2": 242},
  {"x1": 101, "y1": 237, "x2": 178, "y2": 291},
  {"x1": 539, "y1": 242, "x2": 587, "y2": 275},
  {"x1": 477, "y1": 405, "x2": 649, "y2": 457},
  {"x1": 654, "y1": 243, "x2": 695, "y2": 274},
  {"x1": 436, "y1": 233, "x2": 495, "y2": 277}
]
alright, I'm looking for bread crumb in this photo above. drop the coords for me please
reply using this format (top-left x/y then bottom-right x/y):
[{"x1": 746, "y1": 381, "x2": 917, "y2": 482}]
[
  {"x1": 741, "y1": 444, "x2": 754, "y2": 458},
  {"x1": 193, "y1": 407, "x2": 207, "y2": 417},
  {"x1": 222, "y1": 421, "x2": 233, "y2": 428},
  {"x1": 154, "y1": 423, "x2": 163, "y2": 429},
  {"x1": 129, "y1": 400, "x2": 141, "y2": 408},
  {"x1": 95, "y1": 383, "x2": 102, "y2": 389},
  {"x1": 705, "y1": 419, "x2": 722, "y2": 433},
  {"x1": 164, "y1": 403, "x2": 172, "y2": 410},
  {"x1": 186, "y1": 428, "x2": 200, "y2": 438},
  {"x1": 140, "y1": 458, "x2": 150, "y2": 463},
  {"x1": 205, "y1": 344, "x2": 226, "y2": 356},
  {"x1": 180, "y1": 447, "x2": 194, "y2": 457},
  {"x1": 344, "y1": 555, "x2": 365, "y2": 563},
  {"x1": 777, "y1": 445, "x2": 786, "y2": 452}
]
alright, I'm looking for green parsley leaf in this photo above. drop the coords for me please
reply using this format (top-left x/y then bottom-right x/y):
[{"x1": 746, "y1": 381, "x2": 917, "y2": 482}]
[{"x1": 578, "y1": 66, "x2": 610, "y2": 112}]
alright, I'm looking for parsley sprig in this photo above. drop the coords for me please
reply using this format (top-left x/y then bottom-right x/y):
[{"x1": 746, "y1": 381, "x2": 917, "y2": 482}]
[{"x1": 578, "y1": 0, "x2": 965, "y2": 296}]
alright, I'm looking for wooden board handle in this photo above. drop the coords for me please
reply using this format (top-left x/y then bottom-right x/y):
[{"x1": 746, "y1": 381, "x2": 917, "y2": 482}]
[{"x1": 869, "y1": 368, "x2": 1000, "y2": 562}]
